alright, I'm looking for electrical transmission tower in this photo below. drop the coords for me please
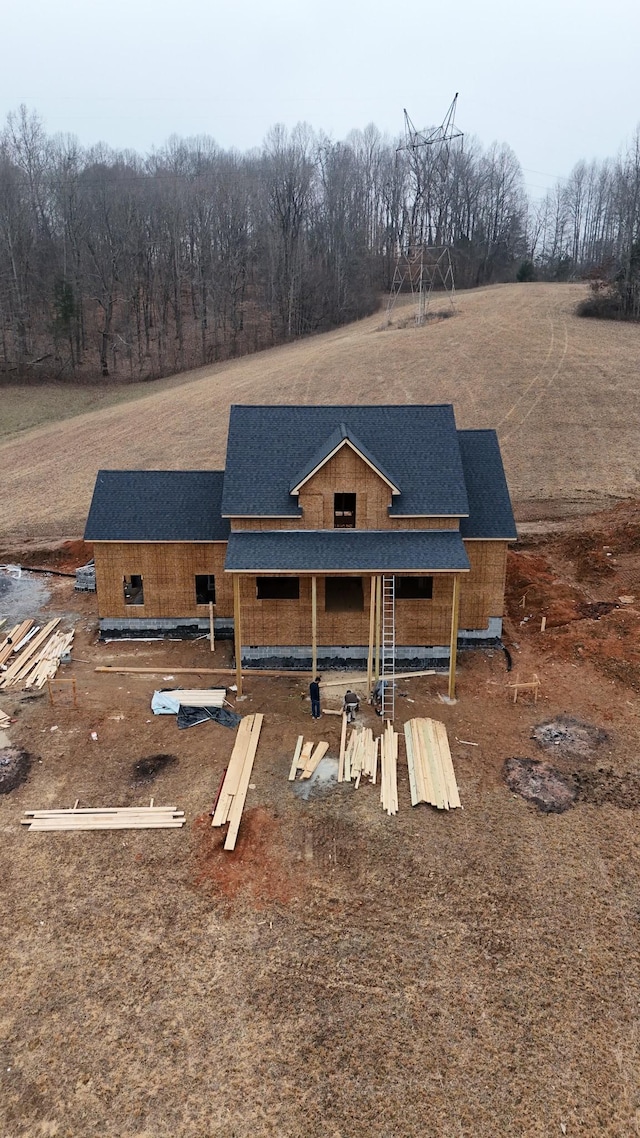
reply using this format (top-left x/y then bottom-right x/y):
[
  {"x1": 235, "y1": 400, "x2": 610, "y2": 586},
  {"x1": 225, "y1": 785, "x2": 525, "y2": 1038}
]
[{"x1": 387, "y1": 94, "x2": 463, "y2": 326}]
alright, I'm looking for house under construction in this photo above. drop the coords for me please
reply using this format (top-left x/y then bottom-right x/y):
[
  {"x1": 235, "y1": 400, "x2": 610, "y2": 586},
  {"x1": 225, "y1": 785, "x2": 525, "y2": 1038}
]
[{"x1": 85, "y1": 404, "x2": 517, "y2": 698}]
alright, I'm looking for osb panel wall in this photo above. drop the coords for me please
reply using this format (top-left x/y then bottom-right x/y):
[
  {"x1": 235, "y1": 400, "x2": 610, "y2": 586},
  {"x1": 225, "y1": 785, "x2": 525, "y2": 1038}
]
[
  {"x1": 230, "y1": 515, "x2": 458, "y2": 531},
  {"x1": 94, "y1": 542, "x2": 232, "y2": 619},
  {"x1": 459, "y1": 541, "x2": 508, "y2": 629},
  {"x1": 237, "y1": 573, "x2": 460, "y2": 648}
]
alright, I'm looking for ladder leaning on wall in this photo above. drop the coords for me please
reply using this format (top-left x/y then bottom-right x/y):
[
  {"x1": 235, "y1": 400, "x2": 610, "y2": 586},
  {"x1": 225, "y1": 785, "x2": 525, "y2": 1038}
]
[{"x1": 380, "y1": 576, "x2": 396, "y2": 721}]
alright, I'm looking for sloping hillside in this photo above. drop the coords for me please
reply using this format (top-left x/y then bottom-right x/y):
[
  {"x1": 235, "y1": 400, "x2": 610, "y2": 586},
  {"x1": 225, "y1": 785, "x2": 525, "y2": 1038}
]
[{"x1": 2, "y1": 282, "x2": 640, "y2": 540}]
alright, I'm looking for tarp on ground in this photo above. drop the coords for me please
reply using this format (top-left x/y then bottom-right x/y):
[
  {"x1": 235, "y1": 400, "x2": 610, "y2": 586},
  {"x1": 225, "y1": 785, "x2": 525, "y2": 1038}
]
[
  {"x1": 151, "y1": 691, "x2": 181, "y2": 715},
  {"x1": 177, "y1": 705, "x2": 241, "y2": 730}
]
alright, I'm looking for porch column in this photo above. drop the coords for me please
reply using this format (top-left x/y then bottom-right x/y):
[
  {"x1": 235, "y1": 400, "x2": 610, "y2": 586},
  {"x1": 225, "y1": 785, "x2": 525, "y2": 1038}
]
[
  {"x1": 448, "y1": 574, "x2": 461, "y2": 700},
  {"x1": 233, "y1": 574, "x2": 243, "y2": 696},
  {"x1": 374, "y1": 575, "x2": 382, "y2": 681},
  {"x1": 366, "y1": 575, "x2": 376, "y2": 690},
  {"x1": 311, "y1": 576, "x2": 317, "y2": 677}
]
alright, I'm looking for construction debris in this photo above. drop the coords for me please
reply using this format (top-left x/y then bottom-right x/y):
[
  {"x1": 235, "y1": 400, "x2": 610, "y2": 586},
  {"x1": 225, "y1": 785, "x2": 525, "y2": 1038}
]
[
  {"x1": 212, "y1": 713, "x2": 263, "y2": 850},
  {"x1": 0, "y1": 619, "x2": 74, "y2": 690},
  {"x1": 404, "y1": 717, "x2": 461, "y2": 810},
  {"x1": 21, "y1": 801, "x2": 185, "y2": 831}
]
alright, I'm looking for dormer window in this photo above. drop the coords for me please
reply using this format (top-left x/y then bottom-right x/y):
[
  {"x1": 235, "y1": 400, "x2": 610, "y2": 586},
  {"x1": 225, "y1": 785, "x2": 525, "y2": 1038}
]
[{"x1": 334, "y1": 493, "x2": 356, "y2": 528}]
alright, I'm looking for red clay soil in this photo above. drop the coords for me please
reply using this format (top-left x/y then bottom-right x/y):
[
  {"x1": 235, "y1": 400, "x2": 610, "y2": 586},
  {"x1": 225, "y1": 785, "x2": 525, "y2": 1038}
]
[{"x1": 192, "y1": 807, "x2": 295, "y2": 907}]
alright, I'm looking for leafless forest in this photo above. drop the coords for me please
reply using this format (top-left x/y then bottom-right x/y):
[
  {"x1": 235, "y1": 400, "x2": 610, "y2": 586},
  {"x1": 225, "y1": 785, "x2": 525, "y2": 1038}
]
[{"x1": 1, "y1": 105, "x2": 640, "y2": 384}]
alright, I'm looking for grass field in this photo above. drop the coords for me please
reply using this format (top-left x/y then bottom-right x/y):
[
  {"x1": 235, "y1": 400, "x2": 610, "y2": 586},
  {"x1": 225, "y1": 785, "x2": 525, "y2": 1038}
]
[{"x1": 2, "y1": 281, "x2": 640, "y2": 541}]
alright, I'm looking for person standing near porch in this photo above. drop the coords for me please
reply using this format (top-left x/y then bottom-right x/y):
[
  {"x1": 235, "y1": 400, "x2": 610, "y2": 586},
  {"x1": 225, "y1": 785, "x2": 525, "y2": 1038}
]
[{"x1": 309, "y1": 677, "x2": 321, "y2": 719}]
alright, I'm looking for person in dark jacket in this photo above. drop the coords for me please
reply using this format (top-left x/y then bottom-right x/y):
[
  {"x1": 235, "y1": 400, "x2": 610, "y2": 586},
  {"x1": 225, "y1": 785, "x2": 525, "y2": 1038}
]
[
  {"x1": 343, "y1": 689, "x2": 359, "y2": 723},
  {"x1": 309, "y1": 677, "x2": 321, "y2": 719}
]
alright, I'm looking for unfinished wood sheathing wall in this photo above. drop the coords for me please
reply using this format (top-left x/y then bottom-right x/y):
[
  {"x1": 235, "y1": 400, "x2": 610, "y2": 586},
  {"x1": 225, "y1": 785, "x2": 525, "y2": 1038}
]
[
  {"x1": 93, "y1": 542, "x2": 233, "y2": 620},
  {"x1": 459, "y1": 540, "x2": 509, "y2": 630},
  {"x1": 230, "y1": 448, "x2": 459, "y2": 532},
  {"x1": 237, "y1": 574, "x2": 459, "y2": 648}
]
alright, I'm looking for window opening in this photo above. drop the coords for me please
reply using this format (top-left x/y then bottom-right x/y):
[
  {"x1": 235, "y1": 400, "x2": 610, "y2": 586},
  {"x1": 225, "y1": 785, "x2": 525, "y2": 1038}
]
[
  {"x1": 195, "y1": 574, "x2": 216, "y2": 604},
  {"x1": 256, "y1": 577, "x2": 300, "y2": 600},
  {"x1": 123, "y1": 574, "x2": 144, "y2": 606},
  {"x1": 325, "y1": 576, "x2": 364, "y2": 612},
  {"x1": 394, "y1": 576, "x2": 433, "y2": 600},
  {"x1": 334, "y1": 492, "x2": 356, "y2": 528}
]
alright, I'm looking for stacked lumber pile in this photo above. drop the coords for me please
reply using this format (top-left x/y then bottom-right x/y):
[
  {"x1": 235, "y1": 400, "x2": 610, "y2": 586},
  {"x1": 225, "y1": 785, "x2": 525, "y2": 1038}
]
[
  {"x1": 22, "y1": 802, "x2": 185, "y2": 831},
  {"x1": 340, "y1": 725, "x2": 378, "y2": 786},
  {"x1": 403, "y1": 718, "x2": 461, "y2": 810},
  {"x1": 339, "y1": 721, "x2": 398, "y2": 814},
  {"x1": 0, "y1": 619, "x2": 74, "y2": 690},
  {"x1": 212, "y1": 713, "x2": 263, "y2": 850},
  {"x1": 379, "y1": 721, "x2": 399, "y2": 815},
  {"x1": 288, "y1": 735, "x2": 330, "y2": 780},
  {"x1": 0, "y1": 708, "x2": 11, "y2": 729},
  {"x1": 163, "y1": 688, "x2": 226, "y2": 707}
]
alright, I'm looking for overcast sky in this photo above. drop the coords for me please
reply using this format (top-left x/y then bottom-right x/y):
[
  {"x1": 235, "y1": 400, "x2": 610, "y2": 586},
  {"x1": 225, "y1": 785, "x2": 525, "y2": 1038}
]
[{"x1": 2, "y1": 0, "x2": 638, "y2": 198}]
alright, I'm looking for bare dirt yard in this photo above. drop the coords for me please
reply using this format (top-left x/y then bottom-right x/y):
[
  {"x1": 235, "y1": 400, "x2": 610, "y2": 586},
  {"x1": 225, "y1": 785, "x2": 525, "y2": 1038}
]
[
  {"x1": 2, "y1": 501, "x2": 640, "y2": 1136},
  {"x1": 3, "y1": 284, "x2": 640, "y2": 1135},
  {"x1": 3, "y1": 281, "x2": 640, "y2": 541}
]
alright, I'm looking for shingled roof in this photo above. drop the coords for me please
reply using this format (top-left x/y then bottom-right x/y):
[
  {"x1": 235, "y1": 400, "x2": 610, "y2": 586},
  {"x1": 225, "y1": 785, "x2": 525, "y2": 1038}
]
[
  {"x1": 221, "y1": 405, "x2": 469, "y2": 518},
  {"x1": 225, "y1": 529, "x2": 471, "y2": 573},
  {"x1": 457, "y1": 431, "x2": 517, "y2": 540},
  {"x1": 84, "y1": 471, "x2": 230, "y2": 542}
]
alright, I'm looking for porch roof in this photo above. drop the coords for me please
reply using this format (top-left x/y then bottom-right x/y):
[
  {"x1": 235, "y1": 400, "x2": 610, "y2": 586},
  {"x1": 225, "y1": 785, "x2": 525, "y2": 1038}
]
[{"x1": 225, "y1": 529, "x2": 470, "y2": 574}]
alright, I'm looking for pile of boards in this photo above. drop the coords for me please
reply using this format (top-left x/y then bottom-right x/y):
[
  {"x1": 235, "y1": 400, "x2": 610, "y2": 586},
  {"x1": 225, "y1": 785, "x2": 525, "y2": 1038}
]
[
  {"x1": 340, "y1": 722, "x2": 399, "y2": 815},
  {"x1": 212, "y1": 713, "x2": 263, "y2": 850},
  {"x1": 288, "y1": 736, "x2": 330, "y2": 781},
  {"x1": 404, "y1": 717, "x2": 461, "y2": 810},
  {"x1": 22, "y1": 802, "x2": 185, "y2": 831},
  {"x1": 0, "y1": 619, "x2": 74, "y2": 690}
]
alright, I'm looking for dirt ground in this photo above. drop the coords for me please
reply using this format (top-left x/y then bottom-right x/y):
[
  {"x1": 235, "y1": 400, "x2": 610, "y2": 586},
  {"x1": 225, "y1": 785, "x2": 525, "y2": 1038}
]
[
  {"x1": 3, "y1": 281, "x2": 640, "y2": 541},
  {"x1": 2, "y1": 509, "x2": 640, "y2": 1136}
]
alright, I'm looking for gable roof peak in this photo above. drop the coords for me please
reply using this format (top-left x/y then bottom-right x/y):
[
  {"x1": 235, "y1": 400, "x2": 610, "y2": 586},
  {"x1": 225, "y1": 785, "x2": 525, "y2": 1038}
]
[{"x1": 289, "y1": 422, "x2": 401, "y2": 496}]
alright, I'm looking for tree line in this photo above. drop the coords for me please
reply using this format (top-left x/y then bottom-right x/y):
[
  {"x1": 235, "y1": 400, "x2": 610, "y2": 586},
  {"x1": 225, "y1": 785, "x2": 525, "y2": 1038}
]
[
  {"x1": 526, "y1": 129, "x2": 640, "y2": 319},
  {"x1": 1, "y1": 105, "x2": 638, "y2": 385}
]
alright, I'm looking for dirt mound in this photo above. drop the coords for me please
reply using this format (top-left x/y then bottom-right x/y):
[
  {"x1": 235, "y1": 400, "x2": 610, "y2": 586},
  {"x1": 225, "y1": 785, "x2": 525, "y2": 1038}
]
[
  {"x1": 531, "y1": 716, "x2": 608, "y2": 761},
  {"x1": 505, "y1": 550, "x2": 586, "y2": 627},
  {"x1": 0, "y1": 747, "x2": 32, "y2": 793},
  {"x1": 133, "y1": 753, "x2": 177, "y2": 781},
  {"x1": 192, "y1": 806, "x2": 294, "y2": 908},
  {"x1": 558, "y1": 501, "x2": 640, "y2": 581},
  {"x1": 503, "y1": 757, "x2": 577, "y2": 814}
]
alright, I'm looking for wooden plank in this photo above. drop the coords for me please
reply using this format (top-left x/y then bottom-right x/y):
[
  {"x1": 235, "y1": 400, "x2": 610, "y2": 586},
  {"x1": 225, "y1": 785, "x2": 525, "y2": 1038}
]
[
  {"x1": 433, "y1": 719, "x2": 461, "y2": 808},
  {"x1": 95, "y1": 666, "x2": 312, "y2": 677},
  {"x1": 211, "y1": 716, "x2": 253, "y2": 826},
  {"x1": 311, "y1": 576, "x2": 317, "y2": 679},
  {"x1": 301, "y1": 740, "x2": 329, "y2": 779},
  {"x1": 366, "y1": 575, "x2": 376, "y2": 692},
  {"x1": 224, "y1": 713, "x2": 264, "y2": 850},
  {"x1": 233, "y1": 574, "x2": 243, "y2": 696},
  {"x1": 288, "y1": 735, "x2": 304, "y2": 781},
  {"x1": 374, "y1": 576, "x2": 382, "y2": 681},
  {"x1": 338, "y1": 713, "x2": 347, "y2": 782},
  {"x1": 448, "y1": 575, "x2": 461, "y2": 701},
  {"x1": 404, "y1": 722, "x2": 419, "y2": 807},
  {"x1": 423, "y1": 719, "x2": 447, "y2": 810},
  {"x1": 412, "y1": 719, "x2": 432, "y2": 805},
  {"x1": 209, "y1": 601, "x2": 215, "y2": 652}
]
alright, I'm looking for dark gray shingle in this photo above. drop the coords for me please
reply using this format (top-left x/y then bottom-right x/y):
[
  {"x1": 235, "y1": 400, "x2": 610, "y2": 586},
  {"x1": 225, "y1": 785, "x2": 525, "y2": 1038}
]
[
  {"x1": 84, "y1": 471, "x2": 230, "y2": 542},
  {"x1": 457, "y1": 431, "x2": 517, "y2": 539},
  {"x1": 222, "y1": 405, "x2": 469, "y2": 518},
  {"x1": 225, "y1": 529, "x2": 470, "y2": 572}
]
